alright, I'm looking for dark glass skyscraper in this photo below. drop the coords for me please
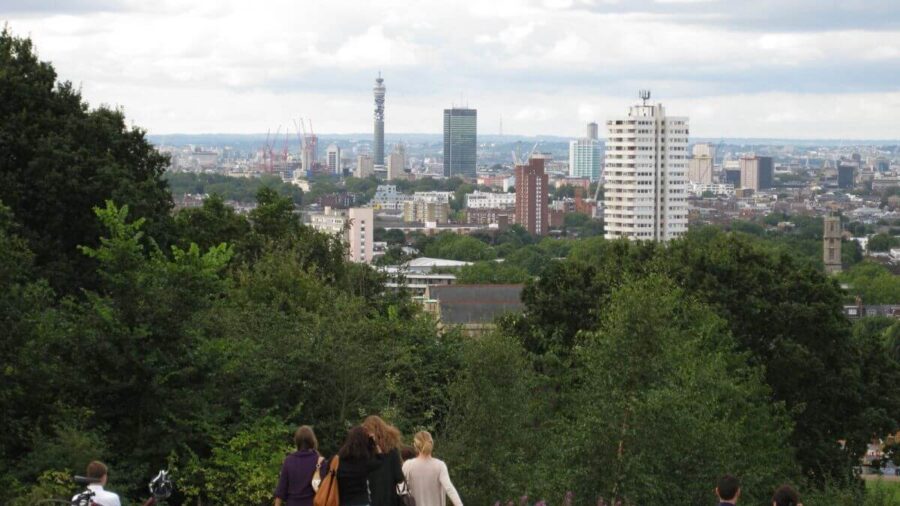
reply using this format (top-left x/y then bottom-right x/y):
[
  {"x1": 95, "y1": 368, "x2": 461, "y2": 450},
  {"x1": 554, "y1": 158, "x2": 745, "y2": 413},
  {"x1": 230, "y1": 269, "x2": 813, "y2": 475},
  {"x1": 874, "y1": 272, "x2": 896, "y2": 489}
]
[{"x1": 443, "y1": 108, "x2": 477, "y2": 178}]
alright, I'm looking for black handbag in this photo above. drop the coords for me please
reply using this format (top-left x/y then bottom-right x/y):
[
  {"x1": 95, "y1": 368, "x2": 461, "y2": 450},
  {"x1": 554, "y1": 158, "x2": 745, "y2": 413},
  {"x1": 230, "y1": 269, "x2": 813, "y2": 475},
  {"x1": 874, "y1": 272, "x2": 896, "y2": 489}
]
[{"x1": 397, "y1": 481, "x2": 416, "y2": 506}]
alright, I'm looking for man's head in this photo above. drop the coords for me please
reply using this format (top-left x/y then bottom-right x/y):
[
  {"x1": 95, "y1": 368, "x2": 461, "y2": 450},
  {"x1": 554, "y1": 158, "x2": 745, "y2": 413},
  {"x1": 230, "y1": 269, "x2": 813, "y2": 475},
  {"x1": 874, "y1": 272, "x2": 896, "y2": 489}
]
[
  {"x1": 86, "y1": 461, "x2": 108, "y2": 486},
  {"x1": 716, "y1": 474, "x2": 741, "y2": 503}
]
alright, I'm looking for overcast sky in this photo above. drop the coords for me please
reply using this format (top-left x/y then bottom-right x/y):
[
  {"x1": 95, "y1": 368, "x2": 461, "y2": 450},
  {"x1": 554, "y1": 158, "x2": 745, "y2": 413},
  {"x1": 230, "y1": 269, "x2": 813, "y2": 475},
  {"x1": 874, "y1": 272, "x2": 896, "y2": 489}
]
[{"x1": 4, "y1": 0, "x2": 900, "y2": 139}]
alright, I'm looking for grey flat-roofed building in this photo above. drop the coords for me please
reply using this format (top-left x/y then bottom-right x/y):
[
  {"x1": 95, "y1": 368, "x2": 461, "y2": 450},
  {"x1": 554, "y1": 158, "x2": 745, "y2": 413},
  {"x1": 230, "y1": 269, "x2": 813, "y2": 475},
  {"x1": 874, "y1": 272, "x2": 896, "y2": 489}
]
[
  {"x1": 425, "y1": 284, "x2": 524, "y2": 325},
  {"x1": 443, "y1": 108, "x2": 477, "y2": 179}
]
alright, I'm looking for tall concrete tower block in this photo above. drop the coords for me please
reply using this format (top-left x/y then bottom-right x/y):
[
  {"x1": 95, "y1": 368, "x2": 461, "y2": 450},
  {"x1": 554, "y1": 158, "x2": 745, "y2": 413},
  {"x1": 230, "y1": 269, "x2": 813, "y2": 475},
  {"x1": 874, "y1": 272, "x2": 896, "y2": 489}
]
[
  {"x1": 374, "y1": 74, "x2": 386, "y2": 167},
  {"x1": 824, "y1": 215, "x2": 842, "y2": 274}
]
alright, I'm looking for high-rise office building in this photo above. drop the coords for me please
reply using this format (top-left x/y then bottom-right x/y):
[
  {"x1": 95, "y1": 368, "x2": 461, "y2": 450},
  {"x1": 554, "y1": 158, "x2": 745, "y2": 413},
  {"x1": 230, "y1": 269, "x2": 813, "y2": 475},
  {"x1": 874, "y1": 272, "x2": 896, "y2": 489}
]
[
  {"x1": 739, "y1": 155, "x2": 773, "y2": 191},
  {"x1": 603, "y1": 91, "x2": 688, "y2": 241},
  {"x1": 326, "y1": 144, "x2": 341, "y2": 175},
  {"x1": 374, "y1": 74, "x2": 385, "y2": 167},
  {"x1": 838, "y1": 162, "x2": 856, "y2": 188},
  {"x1": 387, "y1": 144, "x2": 406, "y2": 180},
  {"x1": 443, "y1": 108, "x2": 477, "y2": 179},
  {"x1": 514, "y1": 157, "x2": 549, "y2": 236},
  {"x1": 568, "y1": 123, "x2": 603, "y2": 181}
]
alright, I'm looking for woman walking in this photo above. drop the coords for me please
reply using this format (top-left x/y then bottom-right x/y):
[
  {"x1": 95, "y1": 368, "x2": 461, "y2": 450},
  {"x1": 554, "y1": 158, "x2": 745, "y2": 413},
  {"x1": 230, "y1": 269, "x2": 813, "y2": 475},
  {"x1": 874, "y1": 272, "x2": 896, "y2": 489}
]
[
  {"x1": 401, "y1": 431, "x2": 462, "y2": 506},
  {"x1": 325, "y1": 426, "x2": 383, "y2": 506},
  {"x1": 361, "y1": 415, "x2": 405, "y2": 506},
  {"x1": 275, "y1": 426, "x2": 323, "y2": 506}
]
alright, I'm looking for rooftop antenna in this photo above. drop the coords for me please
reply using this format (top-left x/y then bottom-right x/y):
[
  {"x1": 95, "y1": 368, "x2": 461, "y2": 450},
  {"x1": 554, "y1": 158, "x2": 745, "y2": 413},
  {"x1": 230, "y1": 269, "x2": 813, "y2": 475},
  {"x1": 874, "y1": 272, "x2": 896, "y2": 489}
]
[{"x1": 639, "y1": 89, "x2": 651, "y2": 105}]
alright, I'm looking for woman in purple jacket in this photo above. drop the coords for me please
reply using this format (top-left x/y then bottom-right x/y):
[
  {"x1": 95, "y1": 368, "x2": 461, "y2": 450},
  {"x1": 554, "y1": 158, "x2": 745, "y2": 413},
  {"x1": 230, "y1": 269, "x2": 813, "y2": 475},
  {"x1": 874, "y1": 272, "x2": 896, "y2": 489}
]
[{"x1": 275, "y1": 425, "x2": 324, "y2": 506}]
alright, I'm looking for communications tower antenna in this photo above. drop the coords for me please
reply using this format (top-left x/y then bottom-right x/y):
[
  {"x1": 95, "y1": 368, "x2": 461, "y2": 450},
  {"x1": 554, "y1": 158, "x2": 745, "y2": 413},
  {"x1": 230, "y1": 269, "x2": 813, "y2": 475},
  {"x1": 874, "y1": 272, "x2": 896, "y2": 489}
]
[{"x1": 639, "y1": 89, "x2": 651, "y2": 105}]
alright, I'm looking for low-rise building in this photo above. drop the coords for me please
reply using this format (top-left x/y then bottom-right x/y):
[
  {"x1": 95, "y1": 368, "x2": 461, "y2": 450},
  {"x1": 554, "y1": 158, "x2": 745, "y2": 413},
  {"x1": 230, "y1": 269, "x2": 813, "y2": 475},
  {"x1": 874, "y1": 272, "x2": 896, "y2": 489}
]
[
  {"x1": 466, "y1": 190, "x2": 516, "y2": 209},
  {"x1": 421, "y1": 284, "x2": 525, "y2": 336}
]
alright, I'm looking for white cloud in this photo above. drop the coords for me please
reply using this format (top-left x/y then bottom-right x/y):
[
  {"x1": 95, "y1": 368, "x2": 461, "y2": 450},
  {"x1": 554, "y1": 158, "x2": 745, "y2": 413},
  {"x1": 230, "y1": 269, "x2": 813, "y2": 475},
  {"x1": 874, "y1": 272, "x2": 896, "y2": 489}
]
[{"x1": 4, "y1": 0, "x2": 900, "y2": 139}]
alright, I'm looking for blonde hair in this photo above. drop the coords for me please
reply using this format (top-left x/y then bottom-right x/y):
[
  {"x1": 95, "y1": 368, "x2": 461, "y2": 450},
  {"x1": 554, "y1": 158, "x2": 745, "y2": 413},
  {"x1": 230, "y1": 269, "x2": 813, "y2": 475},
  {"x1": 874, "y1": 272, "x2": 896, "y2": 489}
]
[
  {"x1": 413, "y1": 431, "x2": 434, "y2": 456},
  {"x1": 362, "y1": 415, "x2": 402, "y2": 453}
]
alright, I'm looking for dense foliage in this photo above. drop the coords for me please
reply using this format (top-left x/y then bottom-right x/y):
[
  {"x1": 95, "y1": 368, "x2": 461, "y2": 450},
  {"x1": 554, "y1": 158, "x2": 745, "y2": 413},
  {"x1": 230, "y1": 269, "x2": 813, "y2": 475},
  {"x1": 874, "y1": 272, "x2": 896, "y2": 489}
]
[
  {"x1": 3, "y1": 30, "x2": 900, "y2": 506},
  {"x1": 166, "y1": 172, "x2": 303, "y2": 205}
]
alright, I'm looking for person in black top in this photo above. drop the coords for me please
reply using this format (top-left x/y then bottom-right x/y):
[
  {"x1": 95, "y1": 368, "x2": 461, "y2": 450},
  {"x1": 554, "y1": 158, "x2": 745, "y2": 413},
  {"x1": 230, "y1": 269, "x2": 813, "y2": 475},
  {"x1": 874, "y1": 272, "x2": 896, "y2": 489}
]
[
  {"x1": 329, "y1": 426, "x2": 382, "y2": 506},
  {"x1": 362, "y1": 415, "x2": 405, "y2": 506}
]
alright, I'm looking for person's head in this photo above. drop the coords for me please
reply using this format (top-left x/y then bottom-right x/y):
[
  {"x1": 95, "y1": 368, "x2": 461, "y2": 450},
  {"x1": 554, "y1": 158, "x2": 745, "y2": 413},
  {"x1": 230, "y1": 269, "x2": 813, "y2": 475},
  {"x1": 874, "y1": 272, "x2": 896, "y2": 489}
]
[
  {"x1": 86, "y1": 461, "x2": 108, "y2": 486},
  {"x1": 716, "y1": 475, "x2": 741, "y2": 503},
  {"x1": 772, "y1": 485, "x2": 801, "y2": 506},
  {"x1": 361, "y1": 415, "x2": 402, "y2": 453},
  {"x1": 400, "y1": 444, "x2": 418, "y2": 461},
  {"x1": 294, "y1": 425, "x2": 318, "y2": 452},
  {"x1": 338, "y1": 426, "x2": 376, "y2": 461},
  {"x1": 413, "y1": 431, "x2": 434, "y2": 457}
]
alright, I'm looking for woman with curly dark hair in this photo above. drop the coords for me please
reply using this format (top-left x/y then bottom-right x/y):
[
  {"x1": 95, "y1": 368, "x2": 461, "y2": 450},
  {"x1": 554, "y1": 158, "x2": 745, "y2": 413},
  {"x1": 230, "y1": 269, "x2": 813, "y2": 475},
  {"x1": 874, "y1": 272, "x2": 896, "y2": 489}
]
[{"x1": 323, "y1": 426, "x2": 382, "y2": 506}]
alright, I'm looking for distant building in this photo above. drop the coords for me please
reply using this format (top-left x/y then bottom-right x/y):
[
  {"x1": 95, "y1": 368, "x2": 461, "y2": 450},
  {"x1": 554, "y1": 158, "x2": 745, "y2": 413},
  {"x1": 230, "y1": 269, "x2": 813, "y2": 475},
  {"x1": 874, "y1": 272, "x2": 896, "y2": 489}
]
[
  {"x1": 387, "y1": 144, "x2": 407, "y2": 181},
  {"x1": 306, "y1": 207, "x2": 374, "y2": 264},
  {"x1": 422, "y1": 284, "x2": 525, "y2": 337},
  {"x1": 371, "y1": 184, "x2": 413, "y2": 210},
  {"x1": 326, "y1": 144, "x2": 341, "y2": 175},
  {"x1": 603, "y1": 92, "x2": 688, "y2": 241},
  {"x1": 692, "y1": 143, "x2": 715, "y2": 159},
  {"x1": 515, "y1": 157, "x2": 549, "y2": 236},
  {"x1": 374, "y1": 74, "x2": 385, "y2": 167},
  {"x1": 356, "y1": 154, "x2": 374, "y2": 178},
  {"x1": 403, "y1": 200, "x2": 450, "y2": 224},
  {"x1": 466, "y1": 190, "x2": 516, "y2": 209},
  {"x1": 443, "y1": 108, "x2": 477, "y2": 179},
  {"x1": 824, "y1": 214, "x2": 842, "y2": 274},
  {"x1": 568, "y1": 123, "x2": 602, "y2": 181},
  {"x1": 838, "y1": 162, "x2": 857, "y2": 189},
  {"x1": 466, "y1": 208, "x2": 515, "y2": 228},
  {"x1": 739, "y1": 155, "x2": 773, "y2": 191},
  {"x1": 724, "y1": 168, "x2": 742, "y2": 187},
  {"x1": 688, "y1": 155, "x2": 713, "y2": 184}
]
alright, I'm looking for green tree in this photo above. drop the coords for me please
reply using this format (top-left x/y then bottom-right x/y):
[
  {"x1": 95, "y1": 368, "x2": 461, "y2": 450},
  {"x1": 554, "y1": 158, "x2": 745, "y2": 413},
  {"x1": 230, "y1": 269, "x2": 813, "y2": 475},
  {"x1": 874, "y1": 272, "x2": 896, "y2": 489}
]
[
  {"x1": 174, "y1": 194, "x2": 251, "y2": 253},
  {"x1": 424, "y1": 233, "x2": 496, "y2": 261},
  {"x1": 840, "y1": 261, "x2": 900, "y2": 304},
  {"x1": 0, "y1": 29, "x2": 174, "y2": 294},
  {"x1": 455, "y1": 261, "x2": 530, "y2": 284},
  {"x1": 569, "y1": 276, "x2": 797, "y2": 505},
  {"x1": 868, "y1": 233, "x2": 899, "y2": 252},
  {"x1": 442, "y1": 332, "x2": 538, "y2": 505}
]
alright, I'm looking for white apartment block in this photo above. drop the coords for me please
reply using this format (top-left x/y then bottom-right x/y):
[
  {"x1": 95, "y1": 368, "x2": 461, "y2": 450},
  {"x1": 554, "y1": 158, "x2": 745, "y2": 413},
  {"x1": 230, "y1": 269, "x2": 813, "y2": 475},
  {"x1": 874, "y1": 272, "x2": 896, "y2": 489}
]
[
  {"x1": 413, "y1": 191, "x2": 454, "y2": 203},
  {"x1": 307, "y1": 207, "x2": 374, "y2": 264},
  {"x1": 465, "y1": 190, "x2": 516, "y2": 209},
  {"x1": 603, "y1": 95, "x2": 689, "y2": 241},
  {"x1": 568, "y1": 138, "x2": 602, "y2": 181}
]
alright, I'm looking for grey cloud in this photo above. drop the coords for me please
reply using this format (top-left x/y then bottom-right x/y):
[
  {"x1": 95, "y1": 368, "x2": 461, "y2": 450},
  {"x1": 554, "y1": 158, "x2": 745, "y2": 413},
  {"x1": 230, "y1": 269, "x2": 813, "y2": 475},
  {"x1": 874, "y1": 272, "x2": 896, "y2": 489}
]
[
  {"x1": 565, "y1": 0, "x2": 900, "y2": 32},
  {"x1": 0, "y1": 0, "x2": 124, "y2": 16}
]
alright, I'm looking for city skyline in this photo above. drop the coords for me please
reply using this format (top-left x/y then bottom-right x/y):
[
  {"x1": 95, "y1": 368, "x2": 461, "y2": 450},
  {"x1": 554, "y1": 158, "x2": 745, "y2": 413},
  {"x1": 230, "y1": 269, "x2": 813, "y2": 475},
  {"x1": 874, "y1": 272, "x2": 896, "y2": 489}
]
[{"x1": 4, "y1": 0, "x2": 900, "y2": 139}]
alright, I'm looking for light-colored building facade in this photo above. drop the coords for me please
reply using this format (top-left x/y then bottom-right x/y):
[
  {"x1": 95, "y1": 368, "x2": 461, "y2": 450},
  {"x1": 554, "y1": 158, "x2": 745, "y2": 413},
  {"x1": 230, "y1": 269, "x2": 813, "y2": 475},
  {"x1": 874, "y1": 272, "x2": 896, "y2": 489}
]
[
  {"x1": 326, "y1": 144, "x2": 341, "y2": 175},
  {"x1": 387, "y1": 144, "x2": 407, "y2": 181},
  {"x1": 466, "y1": 190, "x2": 516, "y2": 209},
  {"x1": 307, "y1": 207, "x2": 374, "y2": 264},
  {"x1": 688, "y1": 156, "x2": 713, "y2": 184},
  {"x1": 603, "y1": 93, "x2": 688, "y2": 241},
  {"x1": 568, "y1": 123, "x2": 602, "y2": 181},
  {"x1": 739, "y1": 155, "x2": 774, "y2": 191},
  {"x1": 348, "y1": 208, "x2": 374, "y2": 264},
  {"x1": 403, "y1": 200, "x2": 450, "y2": 224},
  {"x1": 371, "y1": 185, "x2": 413, "y2": 210},
  {"x1": 824, "y1": 215, "x2": 842, "y2": 274},
  {"x1": 356, "y1": 154, "x2": 374, "y2": 178}
]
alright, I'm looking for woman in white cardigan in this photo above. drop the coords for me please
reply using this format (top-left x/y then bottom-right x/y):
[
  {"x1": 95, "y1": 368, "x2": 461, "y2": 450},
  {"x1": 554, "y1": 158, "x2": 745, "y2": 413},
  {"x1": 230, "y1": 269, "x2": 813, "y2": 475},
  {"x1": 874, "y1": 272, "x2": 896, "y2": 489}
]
[{"x1": 401, "y1": 431, "x2": 463, "y2": 506}]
